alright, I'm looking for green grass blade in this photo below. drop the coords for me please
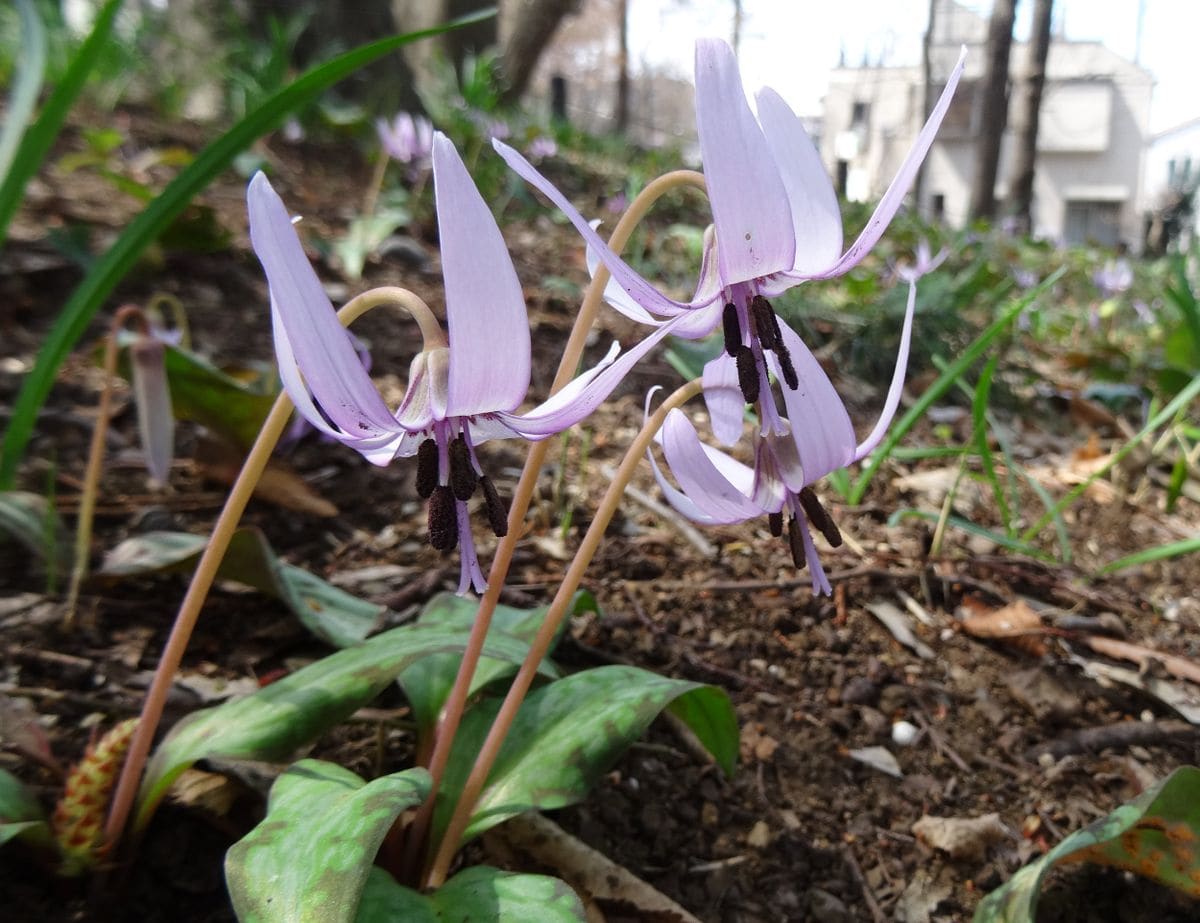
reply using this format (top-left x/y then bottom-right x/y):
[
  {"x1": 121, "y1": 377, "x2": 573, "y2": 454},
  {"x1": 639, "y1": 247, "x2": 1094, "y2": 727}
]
[
  {"x1": 0, "y1": 8, "x2": 496, "y2": 489},
  {"x1": 1098, "y1": 536, "x2": 1200, "y2": 575},
  {"x1": 1020, "y1": 373, "x2": 1200, "y2": 544},
  {"x1": 0, "y1": 0, "x2": 123, "y2": 245},
  {"x1": 847, "y1": 269, "x2": 1065, "y2": 506},
  {"x1": 0, "y1": 0, "x2": 49, "y2": 184},
  {"x1": 970, "y1": 354, "x2": 1012, "y2": 531},
  {"x1": 888, "y1": 508, "x2": 1051, "y2": 560}
]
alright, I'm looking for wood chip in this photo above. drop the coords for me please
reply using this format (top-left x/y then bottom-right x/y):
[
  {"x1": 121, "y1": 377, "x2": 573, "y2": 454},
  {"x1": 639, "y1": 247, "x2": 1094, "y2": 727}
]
[
  {"x1": 911, "y1": 813, "x2": 1008, "y2": 862},
  {"x1": 865, "y1": 600, "x2": 933, "y2": 659}
]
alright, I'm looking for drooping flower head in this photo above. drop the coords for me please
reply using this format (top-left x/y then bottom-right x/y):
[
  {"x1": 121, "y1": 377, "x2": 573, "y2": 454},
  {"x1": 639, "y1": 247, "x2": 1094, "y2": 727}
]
[
  {"x1": 376, "y1": 112, "x2": 435, "y2": 168},
  {"x1": 248, "y1": 133, "x2": 663, "y2": 593}
]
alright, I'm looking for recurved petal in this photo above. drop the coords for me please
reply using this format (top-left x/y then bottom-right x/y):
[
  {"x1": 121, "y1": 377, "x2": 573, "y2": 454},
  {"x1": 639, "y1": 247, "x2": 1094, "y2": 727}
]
[
  {"x1": 854, "y1": 278, "x2": 917, "y2": 460},
  {"x1": 433, "y1": 134, "x2": 532, "y2": 417},
  {"x1": 756, "y1": 86, "x2": 843, "y2": 275},
  {"x1": 248, "y1": 172, "x2": 398, "y2": 435},
  {"x1": 659, "y1": 407, "x2": 765, "y2": 522},
  {"x1": 773, "y1": 319, "x2": 856, "y2": 483},
  {"x1": 702, "y1": 352, "x2": 745, "y2": 446},
  {"x1": 493, "y1": 139, "x2": 714, "y2": 318},
  {"x1": 694, "y1": 38, "x2": 795, "y2": 284}
]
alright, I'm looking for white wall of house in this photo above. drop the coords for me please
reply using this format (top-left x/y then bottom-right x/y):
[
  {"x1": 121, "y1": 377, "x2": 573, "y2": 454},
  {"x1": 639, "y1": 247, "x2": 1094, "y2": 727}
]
[{"x1": 1145, "y1": 117, "x2": 1200, "y2": 244}]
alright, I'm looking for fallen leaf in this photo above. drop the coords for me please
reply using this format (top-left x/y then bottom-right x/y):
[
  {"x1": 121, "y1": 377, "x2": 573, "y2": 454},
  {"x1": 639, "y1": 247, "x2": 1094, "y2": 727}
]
[
  {"x1": 912, "y1": 812, "x2": 1008, "y2": 862},
  {"x1": 1082, "y1": 635, "x2": 1200, "y2": 686},
  {"x1": 895, "y1": 867, "x2": 953, "y2": 923},
  {"x1": 865, "y1": 600, "x2": 934, "y2": 659},
  {"x1": 847, "y1": 745, "x2": 903, "y2": 779},
  {"x1": 959, "y1": 598, "x2": 1047, "y2": 656},
  {"x1": 195, "y1": 439, "x2": 336, "y2": 517}
]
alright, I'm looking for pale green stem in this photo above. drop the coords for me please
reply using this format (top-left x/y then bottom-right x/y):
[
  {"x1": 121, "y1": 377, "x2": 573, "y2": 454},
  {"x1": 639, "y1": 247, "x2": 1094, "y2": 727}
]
[
  {"x1": 103, "y1": 286, "x2": 442, "y2": 852},
  {"x1": 64, "y1": 305, "x2": 150, "y2": 630},
  {"x1": 398, "y1": 170, "x2": 707, "y2": 881},
  {"x1": 423, "y1": 378, "x2": 703, "y2": 887},
  {"x1": 362, "y1": 152, "x2": 390, "y2": 219}
]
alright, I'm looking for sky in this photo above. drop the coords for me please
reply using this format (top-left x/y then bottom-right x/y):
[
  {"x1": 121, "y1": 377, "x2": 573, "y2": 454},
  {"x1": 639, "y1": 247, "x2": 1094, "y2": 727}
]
[{"x1": 625, "y1": 0, "x2": 1200, "y2": 134}]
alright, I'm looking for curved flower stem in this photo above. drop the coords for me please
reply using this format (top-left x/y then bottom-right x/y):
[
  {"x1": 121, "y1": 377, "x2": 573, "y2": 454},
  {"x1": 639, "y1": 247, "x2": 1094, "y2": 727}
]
[
  {"x1": 102, "y1": 286, "x2": 439, "y2": 854},
  {"x1": 397, "y1": 170, "x2": 707, "y2": 881},
  {"x1": 423, "y1": 377, "x2": 703, "y2": 887},
  {"x1": 64, "y1": 305, "x2": 151, "y2": 629}
]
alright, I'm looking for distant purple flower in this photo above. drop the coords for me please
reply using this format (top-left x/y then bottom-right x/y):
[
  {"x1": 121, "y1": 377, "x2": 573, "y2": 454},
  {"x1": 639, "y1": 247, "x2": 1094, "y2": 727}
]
[
  {"x1": 1013, "y1": 268, "x2": 1038, "y2": 290},
  {"x1": 376, "y1": 112, "x2": 434, "y2": 168},
  {"x1": 528, "y1": 135, "x2": 557, "y2": 160},
  {"x1": 248, "y1": 134, "x2": 663, "y2": 594},
  {"x1": 1093, "y1": 257, "x2": 1132, "y2": 298},
  {"x1": 605, "y1": 191, "x2": 628, "y2": 215}
]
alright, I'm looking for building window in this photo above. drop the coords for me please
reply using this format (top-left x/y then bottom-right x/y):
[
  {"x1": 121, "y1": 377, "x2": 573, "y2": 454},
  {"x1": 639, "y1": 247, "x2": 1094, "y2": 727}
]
[
  {"x1": 836, "y1": 160, "x2": 849, "y2": 197},
  {"x1": 1064, "y1": 200, "x2": 1121, "y2": 247},
  {"x1": 851, "y1": 101, "x2": 870, "y2": 129},
  {"x1": 931, "y1": 193, "x2": 946, "y2": 221}
]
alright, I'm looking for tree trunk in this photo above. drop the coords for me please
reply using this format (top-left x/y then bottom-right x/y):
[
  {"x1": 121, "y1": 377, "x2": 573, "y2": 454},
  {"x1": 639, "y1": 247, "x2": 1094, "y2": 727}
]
[
  {"x1": 969, "y1": 0, "x2": 1018, "y2": 221},
  {"x1": 913, "y1": 0, "x2": 938, "y2": 211},
  {"x1": 498, "y1": 0, "x2": 580, "y2": 104},
  {"x1": 1009, "y1": 0, "x2": 1053, "y2": 234},
  {"x1": 615, "y1": 0, "x2": 630, "y2": 132}
]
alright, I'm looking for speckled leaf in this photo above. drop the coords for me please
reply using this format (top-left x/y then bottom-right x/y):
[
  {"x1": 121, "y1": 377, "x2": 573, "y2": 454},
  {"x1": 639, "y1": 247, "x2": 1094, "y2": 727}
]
[
  {"x1": 137, "y1": 623, "x2": 537, "y2": 830},
  {"x1": 397, "y1": 591, "x2": 598, "y2": 735},
  {"x1": 433, "y1": 665, "x2": 737, "y2": 843},
  {"x1": 975, "y1": 766, "x2": 1200, "y2": 921},
  {"x1": 225, "y1": 760, "x2": 429, "y2": 923},
  {"x1": 98, "y1": 529, "x2": 380, "y2": 648},
  {"x1": 354, "y1": 865, "x2": 585, "y2": 922},
  {"x1": 0, "y1": 767, "x2": 51, "y2": 849}
]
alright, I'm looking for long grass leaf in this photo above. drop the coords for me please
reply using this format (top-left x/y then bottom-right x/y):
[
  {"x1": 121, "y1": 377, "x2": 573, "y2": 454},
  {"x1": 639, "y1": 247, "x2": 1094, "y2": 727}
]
[
  {"x1": 0, "y1": 0, "x2": 49, "y2": 184},
  {"x1": 888, "y1": 508, "x2": 1051, "y2": 559},
  {"x1": 0, "y1": 9, "x2": 496, "y2": 488},
  {"x1": 1099, "y1": 536, "x2": 1200, "y2": 575}
]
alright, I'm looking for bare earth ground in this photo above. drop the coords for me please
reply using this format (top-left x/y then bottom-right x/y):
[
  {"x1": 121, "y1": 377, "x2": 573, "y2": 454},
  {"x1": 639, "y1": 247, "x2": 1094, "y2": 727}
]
[{"x1": 2, "y1": 111, "x2": 1199, "y2": 921}]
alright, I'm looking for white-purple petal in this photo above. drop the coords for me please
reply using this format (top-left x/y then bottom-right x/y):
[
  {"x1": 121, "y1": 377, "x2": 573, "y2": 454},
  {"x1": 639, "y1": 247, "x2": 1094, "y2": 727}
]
[
  {"x1": 659, "y1": 408, "x2": 766, "y2": 522},
  {"x1": 702, "y1": 352, "x2": 745, "y2": 446},
  {"x1": 853, "y1": 278, "x2": 917, "y2": 460}
]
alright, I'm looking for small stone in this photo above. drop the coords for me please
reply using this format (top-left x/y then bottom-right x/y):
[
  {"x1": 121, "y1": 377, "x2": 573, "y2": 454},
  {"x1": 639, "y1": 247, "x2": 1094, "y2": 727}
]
[
  {"x1": 746, "y1": 820, "x2": 771, "y2": 848},
  {"x1": 840, "y1": 676, "x2": 878, "y2": 706},
  {"x1": 892, "y1": 720, "x2": 920, "y2": 746}
]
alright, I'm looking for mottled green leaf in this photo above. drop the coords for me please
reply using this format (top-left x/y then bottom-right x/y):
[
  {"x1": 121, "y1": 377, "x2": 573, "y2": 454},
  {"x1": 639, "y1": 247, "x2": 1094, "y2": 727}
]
[
  {"x1": 355, "y1": 865, "x2": 585, "y2": 923},
  {"x1": 226, "y1": 760, "x2": 429, "y2": 923},
  {"x1": 397, "y1": 591, "x2": 598, "y2": 735},
  {"x1": 434, "y1": 665, "x2": 737, "y2": 843},
  {"x1": 97, "y1": 529, "x2": 380, "y2": 648},
  {"x1": 137, "y1": 623, "x2": 537, "y2": 830},
  {"x1": 975, "y1": 766, "x2": 1200, "y2": 921},
  {"x1": 0, "y1": 490, "x2": 70, "y2": 576},
  {"x1": 0, "y1": 768, "x2": 51, "y2": 849}
]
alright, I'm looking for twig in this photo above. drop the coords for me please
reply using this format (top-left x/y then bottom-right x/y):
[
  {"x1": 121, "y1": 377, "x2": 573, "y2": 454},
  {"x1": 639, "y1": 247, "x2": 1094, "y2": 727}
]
[
  {"x1": 599, "y1": 463, "x2": 717, "y2": 558},
  {"x1": 841, "y1": 844, "x2": 886, "y2": 923},
  {"x1": 1026, "y1": 719, "x2": 1200, "y2": 761}
]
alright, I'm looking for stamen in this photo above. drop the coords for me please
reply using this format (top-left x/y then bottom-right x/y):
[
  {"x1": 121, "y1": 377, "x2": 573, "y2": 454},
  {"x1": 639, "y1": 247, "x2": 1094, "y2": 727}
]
[
  {"x1": 721, "y1": 303, "x2": 742, "y2": 357},
  {"x1": 750, "y1": 295, "x2": 779, "y2": 350},
  {"x1": 787, "y1": 516, "x2": 807, "y2": 569},
  {"x1": 448, "y1": 435, "x2": 478, "y2": 501},
  {"x1": 734, "y1": 345, "x2": 759, "y2": 404},
  {"x1": 775, "y1": 342, "x2": 799, "y2": 390},
  {"x1": 768, "y1": 511, "x2": 783, "y2": 537},
  {"x1": 427, "y1": 485, "x2": 459, "y2": 551},
  {"x1": 415, "y1": 438, "x2": 439, "y2": 499},
  {"x1": 799, "y1": 486, "x2": 843, "y2": 547},
  {"x1": 480, "y1": 475, "x2": 509, "y2": 537}
]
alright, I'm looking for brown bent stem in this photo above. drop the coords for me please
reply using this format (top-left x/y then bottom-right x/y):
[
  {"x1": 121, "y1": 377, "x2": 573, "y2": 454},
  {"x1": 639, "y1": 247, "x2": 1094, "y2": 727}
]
[
  {"x1": 423, "y1": 378, "x2": 703, "y2": 886},
  {"x1": 103, "y1": 286, "x2": 441, "y2": 852},
  {"x1": 64, "y1": 305, "x2": 150, "y2": 629},
  {"x1": 397, "y1": 170, "x2": 707, "y2": 882}
]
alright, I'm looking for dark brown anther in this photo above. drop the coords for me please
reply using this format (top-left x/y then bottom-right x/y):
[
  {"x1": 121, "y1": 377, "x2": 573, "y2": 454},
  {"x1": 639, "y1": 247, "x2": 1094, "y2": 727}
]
[
  {"x1": 750, "y1": 295, "x2": 779, "y2": 350},
  {"x1": 415, "y1": 438, "x2": 439, "y2": 499},
  {"x1": 722, "y1": 303, "x2": 741, "y2": 356},
  {"x1": 480, "y1": 475, "x2": 509, "y2": 537},
  {"x1": 775, "y1": 342, "x2": 799, "y2": 390},
  {"x1": 799, "y1": 486, "x2": 843, "y2": 547},
  {"x1": 787, "y1": 516, "x2": 807, "y2": 569},
  {"x1": 448, "y1": 436, "x2": 478, "y2": 501},
  {"x1": 734, "y1": 345, "x2": 759, "y2": 404},
  {"x1": 768, "y1": 511, "x2": 783, "y2": 537},
  {"x1": 427, "y1": 485, "x2": 459, "y2": 551}
]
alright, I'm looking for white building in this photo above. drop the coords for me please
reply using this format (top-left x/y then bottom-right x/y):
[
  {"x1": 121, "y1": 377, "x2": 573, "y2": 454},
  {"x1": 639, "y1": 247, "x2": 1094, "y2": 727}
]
[{"x1": 822, "y1": 0, "x2": 1153, "y2": 248}]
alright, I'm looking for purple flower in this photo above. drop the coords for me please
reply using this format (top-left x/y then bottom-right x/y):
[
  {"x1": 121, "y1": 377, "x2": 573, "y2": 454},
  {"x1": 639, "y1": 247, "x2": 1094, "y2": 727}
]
[
  {"x1": 376, "y1": 112, "x2": 434, "y2": 167},
  {"x1": 248, "y1": 134, "x2": 663, "y2": 593},
  {"x1": 528, "y1": 135, "x2": 557, "y2": 160},
  {"x1": 1093, "y1": 257, "x2": 1132, "y2": 299}
]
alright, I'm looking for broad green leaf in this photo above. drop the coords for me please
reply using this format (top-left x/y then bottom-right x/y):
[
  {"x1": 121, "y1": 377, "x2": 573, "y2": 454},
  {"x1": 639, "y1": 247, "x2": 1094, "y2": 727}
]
[
  {"x1": 226, "y1": 760, "x2": 430, "y2": 923},
  {"x1": 137, "y1": 621, "x2": 535, "y2": 830},
  {"x1": 975, "y1": 766, "x2": 1200, "y2": 921},
  {"x1": 434, "y1": 665, "x2": 737, "y2": 843},
  {"x1": 397, "y1": 591, "x2": 598, "y2": 735},
  {"x1": 0, "y1": 490, "x2": 71, "y2": 575},
  {"x1": 0, "y1": 768, "x2": 52, "y2": 849},
  {"x1": 97, "y1": 528, "x2": 380, "y2": 648},
  {"x1": 0, "y1": 0, "x2": 48, "y2": 185},
  {"x1": 355, "y1": 865, "x2": 585, "y2": 923},
  {"x1": 0, "y1": 8, "x2": 497, "y2": 489}
]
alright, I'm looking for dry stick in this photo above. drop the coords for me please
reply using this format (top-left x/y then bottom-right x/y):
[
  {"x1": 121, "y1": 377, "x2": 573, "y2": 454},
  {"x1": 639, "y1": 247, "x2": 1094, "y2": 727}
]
[
  {"x1": 64, "y1": 305, "x2": 150, "y2": 629},
  {"x1": 102, "y1": 287, "x2": 442, "y2": 852},
  {"x1": 397, "y1": 169, "x2": 707, "y2": 879},
  {"x1": 425, "y1": 377, "x2": 704, "y2": 887}
]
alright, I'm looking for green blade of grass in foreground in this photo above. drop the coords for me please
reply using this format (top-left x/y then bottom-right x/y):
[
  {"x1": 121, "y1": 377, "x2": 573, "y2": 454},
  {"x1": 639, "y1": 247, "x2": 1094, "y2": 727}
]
[
  {"x1": 0, "y1": 0, "x2": 49, "y2": 185},
  {"x1": 1098, "y1": 535, "x2": 1200, "y2": 575},
  {"x1": 0, "y1": 8, "x2": 496, "y2": 489}
]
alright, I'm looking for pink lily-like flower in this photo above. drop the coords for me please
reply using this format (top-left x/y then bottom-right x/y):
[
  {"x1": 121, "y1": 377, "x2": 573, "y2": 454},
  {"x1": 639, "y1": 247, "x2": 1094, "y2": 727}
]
[
  {"x1": 248, "y1": 133, "x2": 667, "y2": 594},
  {"x1": 494, "y1": 38, "x2": 965, "y2": 452},
  {"x1": 376, "y1": 112, "x2": 434, "y2": 168}
]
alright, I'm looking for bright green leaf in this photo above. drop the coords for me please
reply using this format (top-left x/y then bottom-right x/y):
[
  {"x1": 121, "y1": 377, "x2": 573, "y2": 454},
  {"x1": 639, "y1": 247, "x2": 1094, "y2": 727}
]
[
  {"x1": 434, "y1": 665, "x2": 737, "y2": 844},
  {"x1": 225, "y1": 760, "x2": 429, "y2": 923},
  {"x1": 974, "y1": 766, "x2": 1200, "y2": 921},
  {"x1": 97, "y1": 529, "x2": 380, "y2": 648},
  {"x1": 355, "y1": 865, "x2": 585, "y2": 923}
]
